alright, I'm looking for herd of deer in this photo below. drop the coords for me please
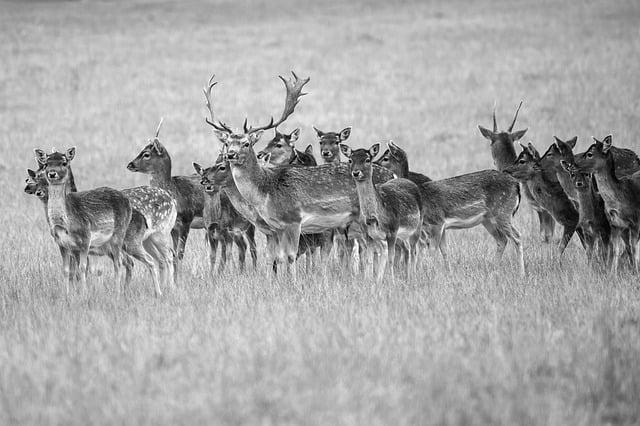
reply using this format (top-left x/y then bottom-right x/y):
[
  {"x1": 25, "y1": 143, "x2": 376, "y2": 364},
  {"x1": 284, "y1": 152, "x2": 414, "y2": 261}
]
[{"x1": 23, "y1": 72, "x2": 640, "y2": 296}]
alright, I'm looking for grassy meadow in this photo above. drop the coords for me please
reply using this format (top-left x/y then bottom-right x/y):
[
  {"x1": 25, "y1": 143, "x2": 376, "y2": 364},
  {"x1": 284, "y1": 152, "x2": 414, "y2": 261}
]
[{"x1": 1, "y1": 0, "x2": 640, "y2": 424}]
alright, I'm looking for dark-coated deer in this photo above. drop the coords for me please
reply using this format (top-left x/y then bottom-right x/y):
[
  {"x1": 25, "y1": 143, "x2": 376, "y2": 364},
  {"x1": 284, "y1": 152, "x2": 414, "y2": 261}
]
[
  {"x1": 127, "y1": 119, "x2": 205, "y2": 281},
  {"x1": 504, "y1": 143, "x2": 580, "y2": 255},
  {"x1": 478, "y1": 102, "x2": 556, "y2": 243},
  {"x1": 203, "y1": 72, "x2": 394, "y2": 279},
  {"x1": 40, "y1": 147, "x2": 132, "y2": 294},
  {"x1": 539, "y1": 136, "x2": 580, "y2": 206},
  {"x1": 560, "y1": 161, "x2": 611, "y2": 264},
  {"x1": 314, "y1": 126, "x2": 351, "y2": 164},
  {"x1": 373, "y1": 141, "x2": 432, "y2": 185},
  {"x1": 257, "y1": 128, "x2": 317, "y2": 166},
  {"x1": 576, "y1": 135, "x2": 640, "y2": 273},
  {"x1": 193, "y1": 161, "x2": 257, "y2": 276},
  {"x1": 341, "y1": 143, "x2": 422, "y2": 281}
]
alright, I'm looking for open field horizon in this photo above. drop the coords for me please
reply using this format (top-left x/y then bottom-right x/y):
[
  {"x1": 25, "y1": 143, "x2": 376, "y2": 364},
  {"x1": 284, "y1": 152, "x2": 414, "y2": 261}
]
[{"x1": 1, "y1": 0, "x2": 640, "y2": 424}]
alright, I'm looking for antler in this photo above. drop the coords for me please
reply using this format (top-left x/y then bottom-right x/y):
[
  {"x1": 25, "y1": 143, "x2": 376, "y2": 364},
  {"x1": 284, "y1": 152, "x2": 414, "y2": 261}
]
[
  {"x1": 154, "y1": 117, "x2": 164, "y2": 139},
  {"x1": 245, "y1": 71, "x2": 310, "y2": 133},
  {"x1": 492, "y1": 101, "x2": 497, "y2": 132},
  {"x1": 508, "y1": 100, "x2": 523, "y2": 132},
  {"x1": 203, "y1": 74, "x2": 232, "y2": 133}
]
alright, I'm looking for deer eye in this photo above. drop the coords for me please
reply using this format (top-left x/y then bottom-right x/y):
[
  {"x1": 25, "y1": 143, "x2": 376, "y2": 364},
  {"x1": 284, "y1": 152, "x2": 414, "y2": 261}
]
[
  {"x1": 348, "y1": 159, "x2": 352, "y2": 164},
  {"x1": 243, "y1": 142, "x2": 250, "y2": 148},
  {"x1": 219, "y1": 166, "x2": 226, "y2": 171},
  {"x1": 143, "y1": 152, "x2": 151, "y2": 159},
  {"x1": 586, "y1": 152, "x2": 593, "y2": 158},
  {"x1": 276, "y1": 144, "x2": 282, "y2": 148},
  {"x1": 519, "y1": 159, "x2": 526, "y2": 164},
  {"x1": 365, "y1": 158, "x2": 371, "y2": 164}
]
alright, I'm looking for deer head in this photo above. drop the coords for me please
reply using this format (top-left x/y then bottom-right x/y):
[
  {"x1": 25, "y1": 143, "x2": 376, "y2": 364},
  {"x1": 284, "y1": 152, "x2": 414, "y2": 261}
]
[
  {"x1": 540, "y1": 136, "x2": 579, "y2": 173},
  {"x1": 478, "y1": 101, "x2": 528, "y2": 171},
  {"x1": 24, "y1": 168, "x2": 48, "y2": 198},
  {"x1": 36, "y1": 147, "x2": 76, "y2": 184},
  {"x1": 503, "y1": 142, "x2": 541, "y2": 181},
  {"x1": 256, "y1": 128, "x2": 301, "y2": 165},
  {"x1": 373, "y1": 141, "x2": 409, "y2": 178},
  {"x1": 576, "y1": 135, "x2": 614, "y2": 173},
  {"x1": 560, "y1": 160, "x2": 590, "y2": 191},
  {"x1": 203, "y1": 72, "x2": 309, "y2": 168},
  {"x1": 340, "y1": 143, "x2": 380, "y2": 181},
  {"x1": 127, "y1": 118, "x2": 171, "y2": 174},
  {"x1": 314, "y1": 126, "x2": 351, "y2": 163}
]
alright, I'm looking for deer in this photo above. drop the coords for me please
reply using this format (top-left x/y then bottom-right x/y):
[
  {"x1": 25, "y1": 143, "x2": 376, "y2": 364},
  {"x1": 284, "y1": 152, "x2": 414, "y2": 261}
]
[
  {"x1": 575, "y1": 135, "x2": 640, "y2": 273},
  {"x1": 38, "y1": 147, "x2": 132, "y2": 295},
  {"x1": 256, "y1": 128, "x2": 317, "y2": 166},
  {"x1": 314, "y1": 126, "x2": 351, "y2": 164},
  {"x1": 34, "y1": 149, "x2": 177, "y2": 296},
  {"x1": 539, "y1": 136, "x2": 580, "y2": 206},
  {"x1": 559, "y1": 161, "x2": 611, "y2": 265},
  {"x1": 127, "y1": 119, "x2": 205, "y2": 281},
  {"x1": 372, "y1": 141, "x2": 431, "y2": 185},
  {"x1": 193, "y1": 161, "x2": 257, "y2": 276},
  {"x1": 478, "y1": 102, "x2": 556, "y2": 243},
  {"x1": 340, "y1": 143, "x2": 423, "y2": 282},
  {"x1": 504, "y1": 142, "x2": 581, "y2": 255},
  {"x1": 372, "y1": 141, "x2": 524, "y2": 274},
  {"x1": 202, "y1": 72, "x2": 395, "y2": 279}
]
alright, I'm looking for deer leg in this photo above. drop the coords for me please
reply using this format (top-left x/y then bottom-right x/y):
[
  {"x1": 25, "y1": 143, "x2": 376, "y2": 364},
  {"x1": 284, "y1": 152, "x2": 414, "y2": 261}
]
[
  {"x1": 144, "y1": 238, "x2": 166, "y2": 292},
  {"x1": 385, "y1": 235, "x2": 397, "y2": 284},
  {"x1": 122, "y1": 254, "x2": 134, "y2": 289},
  {"x1": 482, "y1": 219, "x2": 508, "y2": 260},
  {"x1": 127, "y1": 242, "x2": 161, "y2": 297},
  {"x1": 235, "y1": 234, "x2": 247, "y2": 273},
  {"x1": 435, "y1": 226, "x2": 450, "y2": 272},
  {"x1": 247, "y1": 226, "x2": 258, "y2": 270},
  {"x1": 151, "y1": 232, "x2": 175, "y2": 289},
  {"x1": 283, "y1": 224, "x2": 301, "y2": 283},
  {"x1": 206, "y1": 227, "x2": 218, "y2": 278},
  {"x1": 60, "y1": 247, "x2": 73, "y2": 295},
  {"x1": 610, "y1": 229, "x2": 623, "y2": 275},
  {"x1": 218, "y1": 233, "x2": 229, "y2": 275},
  {"x1": 77, "y1": 249, "x2": 89, "y2": 294},
  {"x1": 558, "y1": 223, "x2": 577, "y2": 256}
]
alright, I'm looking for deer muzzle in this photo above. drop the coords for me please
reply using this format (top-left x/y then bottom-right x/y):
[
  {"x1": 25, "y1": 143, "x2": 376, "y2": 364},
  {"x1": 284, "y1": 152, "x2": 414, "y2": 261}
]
[
  {"x1": 351, "y1": 170, "x2": 364, "y2": 180},
  {"x1": 126, "y1": 161, "x2": 137, "y2": 171}
]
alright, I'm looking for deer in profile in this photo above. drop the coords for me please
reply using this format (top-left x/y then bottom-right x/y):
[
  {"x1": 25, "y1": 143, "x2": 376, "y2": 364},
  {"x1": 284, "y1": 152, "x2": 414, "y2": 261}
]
[
  {"x1": 559, "y1": 161, "x2": 611, "y2": 265},
  {"x1": 576, "y1": 135, "x2": 640, "y2": 273},
  {"x1": 127, "y1": 119, "x2": 205, "y2": 281},
  {"x1": 314, "y1": 126, "x2": 351, "y2": 164},
  {"x1": 373, "y1": 141, "x2": 431, "y2": 185},
  {"x1": 202, "y1": 72, "x2": 394, "y2": 279},
  {"x1": 478, "y1": 102, "x2": 556, "y2": 243},
  {"x1": 372, "y1": 141, "x2": 524, "y2": 275},
  {"x1": 193, "y1": 161, "x2": 257, "y2": 276},
  {"x1": 504, "y1": 142, "x2": 581, "y2": 255},
  {"x1": 34, "y1": 150, "x2": 177, "y2": 296},
  {"x1": 257, "y1": 128, "x2": 317, "y2": 166},
  {"x1": 341, "y1": 143, "x2": 422, "y2": 281},
  {"x1": 39, "y1": 147, "x2": 132, "y2": 294},
  {"x1": 539, "y1": 136, "x2": 580, "y2": 206}
]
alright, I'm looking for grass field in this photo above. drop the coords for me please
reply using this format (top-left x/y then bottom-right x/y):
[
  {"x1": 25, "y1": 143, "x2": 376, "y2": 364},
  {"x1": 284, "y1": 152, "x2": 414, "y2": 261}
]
[{"x1": 1, "y1": 0, "x2": 640, "y2": 424}]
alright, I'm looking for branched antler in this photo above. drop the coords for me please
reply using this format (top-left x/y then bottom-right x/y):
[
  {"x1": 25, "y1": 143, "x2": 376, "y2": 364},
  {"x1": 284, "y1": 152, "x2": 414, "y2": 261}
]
[
  {"x1": 203, "y1": 74, "x2": 232, "y2": 133},
  {"x1": 508, "y1": 100, "x2": 523, "y2": 132},
  {"x1": 245, "y1": 71, "x2": 310, "y2": 133}
]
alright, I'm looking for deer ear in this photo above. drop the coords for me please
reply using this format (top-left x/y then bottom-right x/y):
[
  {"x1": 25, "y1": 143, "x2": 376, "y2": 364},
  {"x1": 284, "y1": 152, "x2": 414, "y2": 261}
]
[
  {"x1": 339, "y1": 144, "x2": 352, "y2": 158},
  {"x1": 527, "y1": 142, "x2": 540, "y2": 160},
  {"x1": 388, "y1": 140, "x2": 400, "y2": 153},
  {"x1": 152, "y1": 139, "x2": 164, "y2": 155},
  {"x1": 27, "y1": 169, "x2": 36, "y2": 178},
  {"x1": 66, "y1": 147, "x2": 76, "y2": 161},
  {"x1": 567, "y1": 136, "x2": 578, "y2": 148},
  {"x1": 340, "y1": 127, "x2": 352, "y2": 141},
  {"x1": 289, "y1": 128, "x2": 300, "y2": 144},
  {"x1": 249, "y1": 130, "x2": 264, "y2": 146},
  {"x1": 478, "y1": 126, "x2": 495, "y2": 141},
  {"x1": 34, "y1": 149, "x2": 47, "y2": 165},
  {"x1": 602, "y1": 135, "x2": 613, "y2": 153},
  {"x1": 213, "y1": 130, "x2": 230, "y2": 144},
  {"x1": 260, "y1": 152, "x2": 272, "y2": 165},
  {"x1": 369, "y1": 143, "x2": 380, "y2": 158},
  {"x1": 511, "y1": 129, "x2": 527, "y2": 141},
  {"x1": 192, "y1": 162, "x2": 203, "y2": 175},
  {"x1": 304, "y1": 144, "x2": 313, "y2": 155},
  {"x1": 313, "y1": 126, "x2": 323, "y2": 138}
]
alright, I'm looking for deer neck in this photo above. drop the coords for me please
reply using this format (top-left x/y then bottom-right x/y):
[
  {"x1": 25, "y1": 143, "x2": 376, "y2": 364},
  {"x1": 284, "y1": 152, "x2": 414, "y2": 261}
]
[
  {"x1": 223, "y1": 178, "x2": 259, "y2": 224},
  {"x1": 354, "y1": 174, "x2": 383, "y2": 223},
  {"x1": 47, "y1": 182, "x2": 72, "y2": 230},
  {"x1": 150, "y1": 166, "x2": 174, "y2": 192},
  {"x1": 230, "y1": 152, "x2": 268, "y2": 208},
  {"x1": 593, "y1": 157, "x2": 622, "y2": 202},
  {"x1": 555, "y1": 167, "x2": 577, "y2": 200},
  {"x1": 67, "y1": 167, "x2": 78, "y2": 192},
  {"x1": 576, "y1": 188, "x2": 596, "y2": 221}
]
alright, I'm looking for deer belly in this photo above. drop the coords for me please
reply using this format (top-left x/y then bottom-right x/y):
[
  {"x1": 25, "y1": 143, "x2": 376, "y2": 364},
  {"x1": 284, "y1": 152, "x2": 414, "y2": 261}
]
[
  {"x1": 396, "y1": 226, "x2": 416, "y2": 241},
  {"x1": 89, "y1": 218, "x2": 116, "y2": 247},
  {"x1": 444, "y1": 212, "x2": 486, "y2": 229},
  {"x1": 300, "y1": 211, "x2": 352, "y2": 234}
]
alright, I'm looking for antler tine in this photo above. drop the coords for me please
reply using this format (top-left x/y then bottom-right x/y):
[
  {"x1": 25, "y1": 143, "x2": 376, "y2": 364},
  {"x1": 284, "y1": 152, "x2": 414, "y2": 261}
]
[
  {"x1": 508, "y1": 100, "x2": 523, "y2": 132},
  {"x1": 492, "y1": 101, "x2": 497, "y2": 132},
  {"x1": 154, "y1": 117, "x2": 164, "y2": 139},
  {"x1": 203, "y1": 74, "x2": 232, "y2": 134},
  {"x1": 246, "y1": 71, "x2": 310, "y2": 133},
  {"x1": 243, "y1": 118, "x2": 249, "y2": 134}
]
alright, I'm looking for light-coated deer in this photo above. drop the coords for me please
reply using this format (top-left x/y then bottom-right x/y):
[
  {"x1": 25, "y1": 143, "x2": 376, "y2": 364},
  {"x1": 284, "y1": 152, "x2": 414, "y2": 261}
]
[
  {"x1": 576, "y1": 135, "x2": 640, "y2": 273},
  {"x1": 203, "y1": 72, "x2": 394, "y2": 279},
  {"x1": 376, "y1": 142, "x2": 524, "y2": 275},
  {"x1": 341, "y1": 143, "x2": 423, "y2": 281},
  {"x1": 478, "y1": 102, "x2": 556, "y2": 243},
  {"x1": 314, "y1": 126, "x2": 351, "y2": 164},
  {"x1": 39, "y1": 147, "x2": 132, "y2": 294},
  {"x1": 127, "y1": 119, "x2": 205, "y2": 281},
  {"x1": 193, "y1": 161, "x2": 257, "y2": 276},
  {"x1": 257, "y1": 128, "x2": 317, "y2": 166}
]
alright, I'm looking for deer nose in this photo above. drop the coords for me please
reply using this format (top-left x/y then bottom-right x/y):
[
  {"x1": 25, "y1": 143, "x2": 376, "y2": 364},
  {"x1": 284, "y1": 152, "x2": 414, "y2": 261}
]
[
  {"x1": 227, "y1": 151, "x2": 238, "y2": 160},
  {"x1": 47, "y1": 171, "x2": 57, "y2": 179},
  {"x1": 322, "y1": 151, "x2": 333, "y2": 157},
  {"x1": 256, "y1": 151, "x2": 265, "y2": 159},
  {"x1": 126, "y1": 162, "x2": 136, "y2": 171},
  {"x1": 352, "y1": 170, "x2": 363, "y2": 179}
]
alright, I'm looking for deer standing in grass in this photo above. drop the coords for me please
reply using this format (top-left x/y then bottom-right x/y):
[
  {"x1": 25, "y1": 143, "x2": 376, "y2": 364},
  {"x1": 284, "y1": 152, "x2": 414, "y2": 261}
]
[
  {"x1": 504, "y1": 143, "x2": 581, "y2": 255},
  {"x1": 193, "y1": 161, "x2": 257, "y2": 276},
  {"x1": 257, "y1": 128, "x2": 317, "y2": 166},
  {"x1": 373, "y1": 142, "x2": 524, "y2": 275},
  {"x1": 203, "y1": 72, "x2": 394, "y2": 279},
  {"x1": 559, "y1": 161, "x2": 611, "y2": 265},
  {"x1": 127, "y1": 119, "x2": 205, "y2": 282},
  {"x1": 40, "y1": 147, "x2": 132, "y2": 294},
  {"x1": 576, "y1": 135, "x2": 640, "y2": 273},
  {"x1": 479, "y1": 102, "x2": 556, "y2": 243},
  {"x1": 341, "y1": 143, "x2": 422, "y2": 281}
]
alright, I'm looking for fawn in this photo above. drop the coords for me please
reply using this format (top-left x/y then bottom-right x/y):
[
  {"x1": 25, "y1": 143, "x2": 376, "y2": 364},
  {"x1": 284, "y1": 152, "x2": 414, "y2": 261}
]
[{"x1": 341, "y1": 143, "x2": 423, "y2": 281}]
